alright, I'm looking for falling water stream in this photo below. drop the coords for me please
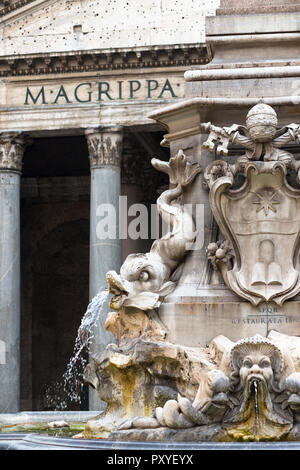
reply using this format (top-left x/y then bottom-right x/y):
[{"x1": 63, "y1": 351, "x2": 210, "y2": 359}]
[
  {"x1": 253, "y1": 379, "x2": 260, "y2": 435},
  {"x1": 44, "y1": 289, "x2": 109, "y2": 410}
]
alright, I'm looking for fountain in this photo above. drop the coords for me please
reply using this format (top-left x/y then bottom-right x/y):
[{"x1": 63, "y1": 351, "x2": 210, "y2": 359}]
[
  {"x1": 79, "y1": 102, "x2": 300, "y2": 444},
  {"x1": 2, "y1": 99, "x2": 300, "y2": 449}
]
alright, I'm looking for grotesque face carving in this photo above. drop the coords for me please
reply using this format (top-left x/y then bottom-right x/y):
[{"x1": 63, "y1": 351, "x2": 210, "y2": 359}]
[
  {"x1": 230, "y1": 335, "x2": 283, "y2": 394},
  {"x1": 239, "y1": 353, "x2": 274, "y2": 391},
  {"x1": 223, "y1": 335, "x2": 294, "y2": 440}
]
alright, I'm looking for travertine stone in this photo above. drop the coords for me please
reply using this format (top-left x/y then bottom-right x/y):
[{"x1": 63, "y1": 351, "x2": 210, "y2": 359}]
[
  {"x1": 159, "y1": 301, "x2": 300, "y2": 347},
  {"x1": 109, "y1": 424, "x2": 227, "y2": 442},
  {"x1": 82, "y1": 339, "x2": 212, "y2": 438},
  {"x1": 83, "y1": 102, "x2": 300, "y2": 441},
  {"x1": 113, "y1": 334, "x2": 300, "y2": 441},
  {"x1": 0, "y1": 0, "x2": 219, "y2": 56}
]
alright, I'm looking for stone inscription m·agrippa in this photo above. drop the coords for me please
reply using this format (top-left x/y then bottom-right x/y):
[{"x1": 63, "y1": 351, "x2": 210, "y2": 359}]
[{"x1": 24, "y1": 78, "x2": 183, "y2": 105}]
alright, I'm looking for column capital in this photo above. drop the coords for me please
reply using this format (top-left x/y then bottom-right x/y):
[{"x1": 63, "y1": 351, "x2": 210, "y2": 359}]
[
  {"x1": 85, "y1": 126, "x2": 124, "y2": 169},
  {"x1": 0, "y1": 132, "x2": 30, "y2": 173}
]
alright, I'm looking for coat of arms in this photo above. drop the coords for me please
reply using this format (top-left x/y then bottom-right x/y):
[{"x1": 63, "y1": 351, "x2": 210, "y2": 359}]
[{"x1": 203, "y1": 103, "x2": 300, "y2": 306}]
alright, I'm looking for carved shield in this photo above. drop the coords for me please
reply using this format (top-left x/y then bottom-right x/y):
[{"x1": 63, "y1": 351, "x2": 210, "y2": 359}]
[{"x1": 208, "y1": 161, "x2": 300, "y2": 305}]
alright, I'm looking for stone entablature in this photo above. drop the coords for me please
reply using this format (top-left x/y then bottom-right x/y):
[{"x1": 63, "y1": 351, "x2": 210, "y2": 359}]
[
  {"x1": 0, "y1": 68, "x2": 186, "y2": 132},
  {"x1": 0, "y1": 45, "x2": 209, "y2": 78}
]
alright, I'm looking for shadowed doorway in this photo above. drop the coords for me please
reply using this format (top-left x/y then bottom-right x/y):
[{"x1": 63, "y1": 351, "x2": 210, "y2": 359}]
[{"x1": 20, "y1": 135, "x2": 90, "y2": 411}]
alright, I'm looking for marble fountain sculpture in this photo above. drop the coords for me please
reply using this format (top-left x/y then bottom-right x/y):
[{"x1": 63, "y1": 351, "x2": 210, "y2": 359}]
[{"x1": 81, "y1": 103, "x2": 300, "y2": 442}]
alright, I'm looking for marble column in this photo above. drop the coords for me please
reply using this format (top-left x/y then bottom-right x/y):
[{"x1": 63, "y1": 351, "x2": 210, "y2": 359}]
[
  {"x1": 0, "y1": 132, "x2": 27, "y2": 412},
  {"x1": 85, "y1": 126, "x2": 123, "y2": 411}
]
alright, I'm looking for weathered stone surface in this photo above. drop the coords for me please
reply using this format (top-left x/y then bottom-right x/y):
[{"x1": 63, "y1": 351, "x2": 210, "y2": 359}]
[
  {"x1": 202, "y1": 106, "x2": 300, "y2": 307},
  {"x1": 159, "y1": 300, "x2": 300, "y2": 347},
  {"x1": 80, "y1": 101, "x2": 300, "y2": 442},
  {"x1": 109, "y1": 423, "x2": 300, "y2": 442},
  {"x1": 268, "y1": 331, "x2": 300, "y2": 372},
  {"x1": 82, "y1": 339, "x2": 212, "y2": 438},
  {"x1": 0, "y1": 133, "x2": 28, "y2": 413},
  {"x1": 0, "y1": 0, "x2": 219, "y2": 56},
  {"x1": 104, "y1": 310, "x2": 167, "y2": 349},
  {"x1": 109, "y1": 424, "x2": 228, "y2": 442},
  {"x1": 100, "y1": 333, "x2": 300, "y2": 442}
]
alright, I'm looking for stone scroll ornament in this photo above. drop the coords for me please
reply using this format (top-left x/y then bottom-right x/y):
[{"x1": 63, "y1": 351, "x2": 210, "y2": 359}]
[
  {"x1": 202, "y1": 103, "x2": 300, "y2": 306},
  {"x1": 105, "y1": 150, "x2": 201, "y2": 347}
]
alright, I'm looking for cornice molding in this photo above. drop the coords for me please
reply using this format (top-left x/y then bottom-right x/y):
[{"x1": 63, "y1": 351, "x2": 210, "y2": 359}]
[
  {"x1": 0, "y1": 0, "x2": 37, "y2": 17},
  {"x1": 0, "y1": 44, "x2": 209, "y2": 77}
]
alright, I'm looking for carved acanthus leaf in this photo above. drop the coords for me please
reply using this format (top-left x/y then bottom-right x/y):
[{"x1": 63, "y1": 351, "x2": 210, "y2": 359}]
[
  {"x1": 0, "y1": 132, "x2": 29, "y2": 172},
  {"x1": 85, "y1": 127, "x2": 123, "y2": 168}
]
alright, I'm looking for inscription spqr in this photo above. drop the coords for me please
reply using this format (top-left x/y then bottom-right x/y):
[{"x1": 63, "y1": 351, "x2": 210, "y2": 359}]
[{"x1": 232, "y1": 304, "x2": 300, "y2": 325}]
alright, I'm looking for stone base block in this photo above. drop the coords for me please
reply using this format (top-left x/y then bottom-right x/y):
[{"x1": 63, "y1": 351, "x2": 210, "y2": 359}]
[{"x1": 159, "y1": 300, "x2": 300, "y2": 347}]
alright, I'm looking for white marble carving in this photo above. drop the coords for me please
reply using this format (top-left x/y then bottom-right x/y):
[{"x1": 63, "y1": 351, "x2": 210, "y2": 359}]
[
  {"x1": 106, "y1": 150, "x2": 201, "y2": 313},
  {"x1": 203, "y1": 104, "x2": 300, "y2": 305}
]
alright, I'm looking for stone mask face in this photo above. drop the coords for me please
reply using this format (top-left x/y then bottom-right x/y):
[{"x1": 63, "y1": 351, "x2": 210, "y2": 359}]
[{"x1": 239, "y1": 354, "x2": 274, "y2": 390}]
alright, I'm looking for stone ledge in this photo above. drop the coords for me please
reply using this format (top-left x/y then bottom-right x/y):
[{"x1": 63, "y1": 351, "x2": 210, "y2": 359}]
[
  {"x1": 0, "y1": 44, "x2": 209, "y2": 77},
  {"x1": 206, "y1": 12, "x2": 300, "y2": 36},
  {"x1": 1, "y1": 432, "x2": 300, "y2": 449},
  {"x1": 217, "y1": 6, "x2": 300, "y2": 16},
  {"x1": 109, "y1": 424, "x2": 300, "y2": 442}
]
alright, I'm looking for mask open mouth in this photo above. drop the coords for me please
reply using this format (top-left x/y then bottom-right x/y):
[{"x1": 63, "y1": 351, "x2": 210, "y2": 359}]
[
  {"x1": 246, "y1": 375, "x2": 266, "y2": 399},
  {"x1": 248, "y1": 375, "x2": 263, "y2": 386},
  {"x1": 106, "y1": 271, "x2": 131, "y2": 309}
]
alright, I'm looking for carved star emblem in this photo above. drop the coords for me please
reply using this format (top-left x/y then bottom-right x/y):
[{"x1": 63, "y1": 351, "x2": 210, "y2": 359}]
[{"x1": 252, "y1": 191, "x2": 280, "y2": 216}]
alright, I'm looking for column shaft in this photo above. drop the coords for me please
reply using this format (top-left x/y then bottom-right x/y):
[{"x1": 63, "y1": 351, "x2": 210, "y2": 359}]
[
  {"x1": 0, "y1": 132, "x2": 27, "y2": 412},
  {"x1": 86, "y1": 126, "x2": 123, "y2": 411}
]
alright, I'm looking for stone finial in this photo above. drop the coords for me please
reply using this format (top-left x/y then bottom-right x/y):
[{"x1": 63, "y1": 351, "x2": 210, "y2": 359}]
[
  {"x1": 0, "y1": 131, "x2": 29, "y2": 172},
  {"x1": 246, "y1": 103, "x2": 278, "y2": 142},
  {"x1": 85, "y1": 126, "x2": 123, "y2": 169}
]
